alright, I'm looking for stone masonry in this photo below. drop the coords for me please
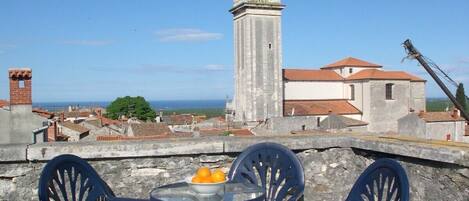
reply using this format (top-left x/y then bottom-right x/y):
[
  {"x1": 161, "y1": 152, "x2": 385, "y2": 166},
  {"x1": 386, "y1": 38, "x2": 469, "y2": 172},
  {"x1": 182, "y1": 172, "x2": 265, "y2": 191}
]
[
  {"x1": 1, "y1": 135, "x2": 469, "y2": 200},
  {"x1": 231, "y1": 0, "x2": 284, "y2": 122}
]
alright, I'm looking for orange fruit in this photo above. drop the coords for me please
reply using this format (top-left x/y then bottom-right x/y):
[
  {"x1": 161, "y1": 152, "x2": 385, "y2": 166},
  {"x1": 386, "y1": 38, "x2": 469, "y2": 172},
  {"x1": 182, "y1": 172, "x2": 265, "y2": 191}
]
[
  {"x1": 196, "y1": 167, "x2": 211, "y2": 178},
  {"x1": 192, "y1": 176, "x2": 203, "y2": 183},
  {"x1": 211, "y1": 169, "x2": 226, "y2": 182},
  {"x1": 200, "y1": 177, "x2": 214, "y2": 183}
]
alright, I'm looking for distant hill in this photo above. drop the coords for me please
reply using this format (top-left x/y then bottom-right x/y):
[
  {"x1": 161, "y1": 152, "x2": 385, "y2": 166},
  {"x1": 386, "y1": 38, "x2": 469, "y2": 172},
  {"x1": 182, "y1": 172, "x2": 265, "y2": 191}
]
[{"x1": 427, "y1": 98, "x2": 452, "y2": 112}]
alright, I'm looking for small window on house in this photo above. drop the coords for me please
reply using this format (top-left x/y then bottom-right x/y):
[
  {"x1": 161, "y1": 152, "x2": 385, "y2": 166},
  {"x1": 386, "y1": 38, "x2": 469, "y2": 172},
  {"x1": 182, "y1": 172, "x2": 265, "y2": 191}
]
[
  {"x1": 385, "y1": 83, "x2": 394, "y2": 100},
  {"x1": 19, "y1": 80, "x2": 25, "y2": 88},
  {"x1": 340, "y1": 69, "x2": 343, "y2": 74},
  {"x1": 350, "y1": 85, "x2": 355, "y2": 100},
  {"x1": 268, "y1": 43, "x2": 272, "y2": 50},
  {"x1": 349, "y1": 68, "x2": 353, "y2": 74}
]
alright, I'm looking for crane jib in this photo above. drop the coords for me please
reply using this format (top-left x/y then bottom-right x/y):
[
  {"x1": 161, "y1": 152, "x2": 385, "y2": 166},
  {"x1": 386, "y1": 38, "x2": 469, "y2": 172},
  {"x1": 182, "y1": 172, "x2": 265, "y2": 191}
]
[{"x1": 402, "y1": 39, "x2": 469, "y2": 122}]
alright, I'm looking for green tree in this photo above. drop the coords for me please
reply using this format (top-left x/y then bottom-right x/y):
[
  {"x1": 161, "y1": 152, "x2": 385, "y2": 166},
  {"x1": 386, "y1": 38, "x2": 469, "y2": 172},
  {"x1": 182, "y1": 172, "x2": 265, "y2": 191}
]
[
  {"x1": 455, "y1": 83, "x2": 468, "y2": 113},
  {"x1": 106, "y1": 96, "x2": 156, "y2": 121}
]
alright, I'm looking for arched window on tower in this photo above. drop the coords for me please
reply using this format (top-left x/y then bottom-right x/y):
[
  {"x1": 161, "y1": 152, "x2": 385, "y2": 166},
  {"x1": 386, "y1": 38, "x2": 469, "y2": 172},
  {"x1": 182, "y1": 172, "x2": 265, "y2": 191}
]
[
  {"x1": 386, "y1": 83, "x2": 394, "y2": 100},
  {"x1": 350, "y1": 85, "x2": 355, "y2": 100}
]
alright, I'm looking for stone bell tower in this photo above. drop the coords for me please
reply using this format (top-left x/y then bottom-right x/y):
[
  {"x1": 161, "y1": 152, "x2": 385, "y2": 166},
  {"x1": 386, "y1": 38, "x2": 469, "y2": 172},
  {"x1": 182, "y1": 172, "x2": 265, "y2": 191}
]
[{"x1": 230, "y1": 0, "x2": 284, "y2": 122}]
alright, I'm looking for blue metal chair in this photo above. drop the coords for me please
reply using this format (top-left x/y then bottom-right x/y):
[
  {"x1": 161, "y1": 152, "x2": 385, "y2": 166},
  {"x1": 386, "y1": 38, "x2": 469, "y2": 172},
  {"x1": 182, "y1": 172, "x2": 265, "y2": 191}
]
[
  {"x1": 228, "y1": 142, "x2": 305, "y2": 201},
  {"x1": 38, "y1": 154, "x2": 150, "y2": 201},
  {"x1": 346, "y1": 158, "x2": 409, "y2": 201}
]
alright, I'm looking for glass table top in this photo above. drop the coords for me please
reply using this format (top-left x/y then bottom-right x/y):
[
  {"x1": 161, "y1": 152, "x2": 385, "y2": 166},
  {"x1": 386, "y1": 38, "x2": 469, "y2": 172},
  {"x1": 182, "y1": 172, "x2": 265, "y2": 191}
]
[{"x1": 150, "y1": 182, "x2": 264, "y2": 201}]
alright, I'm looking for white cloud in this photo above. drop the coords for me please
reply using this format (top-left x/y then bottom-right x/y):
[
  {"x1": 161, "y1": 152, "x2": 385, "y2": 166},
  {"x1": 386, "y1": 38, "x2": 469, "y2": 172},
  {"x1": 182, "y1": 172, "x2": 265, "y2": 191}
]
[
  {"x1": 155, "y1": 28, "x2": 223, "y2": 42},
  {"x1": 62, "y1": 40, "x2": 113, "y2": 46}
]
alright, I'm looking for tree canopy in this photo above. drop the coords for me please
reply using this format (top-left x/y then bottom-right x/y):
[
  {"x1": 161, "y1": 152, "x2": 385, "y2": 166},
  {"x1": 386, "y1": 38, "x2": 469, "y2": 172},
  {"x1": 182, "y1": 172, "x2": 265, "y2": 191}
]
[
  {"x1": 455, "y1": 83, "x2": 468, "y2": 113},
  {"x1": 105, "y1": 96, "x2": 156, "y2": 121}
]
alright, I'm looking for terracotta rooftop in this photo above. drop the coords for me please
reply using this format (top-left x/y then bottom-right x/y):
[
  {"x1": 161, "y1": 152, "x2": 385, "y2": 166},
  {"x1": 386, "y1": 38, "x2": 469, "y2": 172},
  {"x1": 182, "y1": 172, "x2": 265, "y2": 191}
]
[
  {"x1": 61, "y1": 122, "x2": 90, "y2": 134},
  {"x1": 230, "y1": 129, "x2": 254, "y2": 136},
  {"x1": 418, "y1": 111, "x2": 466, "y2": 122},
  {"x1": 347, "y1": 69, "x2": 425, "y2": 82},
  {"x1": 84, "y1": 119, "x2": 102, "y2": 128},
  {"x1": 64, "y1": 111, "x2": 92, "y2": 118},
  {"x1": 283, "y1": 69, "x2": 344, "y2": 81},
  {"x1": 284, "y1": 100, "x2": 361, "y2": 116},
  {"x1": 129, "y1": 123, "x2": 172, "y2": 136},
  {"x1": 99, "y1": 116, "x2": 122, "y2": 126},
  {"x1": 0, "y1": 100, "x2": 9, "y2": 108},
  {"x1": 321, "y1": 57, "x2": 382, "y2": 69},
  {"x1": 32, "y1": 108, "x2": 54, "y2": 119},
  {"x1": 163, "y1": 114, "x2": 193, "y2": 125}
]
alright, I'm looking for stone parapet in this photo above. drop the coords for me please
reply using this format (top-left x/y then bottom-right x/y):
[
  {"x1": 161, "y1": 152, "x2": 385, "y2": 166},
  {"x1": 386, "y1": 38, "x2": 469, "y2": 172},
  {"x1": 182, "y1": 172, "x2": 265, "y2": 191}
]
[
  {"x1": 6, "y1": 134, "x2": 466, "y2": 167},
  {"x1": 1, "y1": 134, "x2": 469, "y2": 200}
]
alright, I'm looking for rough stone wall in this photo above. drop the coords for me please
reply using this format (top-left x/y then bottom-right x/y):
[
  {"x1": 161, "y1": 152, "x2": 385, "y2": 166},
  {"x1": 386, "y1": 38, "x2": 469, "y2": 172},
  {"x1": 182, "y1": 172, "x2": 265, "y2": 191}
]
[
  {"x1": 0, "y1": 110, "x2": 11, "y2": 143},
  {"x1": 398, "y1": 113, "x2": 426, "y2": 138},
  {"x1": 2, "y1": 147, "x2": 469, "y2": 201},
  {"x1": 368, "y1": 80, "x2": 411, "y2": 133},
  {"x1": 1, "y1": 105, "x2": 46, "y2": 144},
  {"x1": 252, "y1": 116, "x2": 319, "y2": 135},
  {"x1": 426, "y1": 121, "x2": 465, "y2": 141},
  {"x1": 410, "y1": 82, "x2": 426, "y2": 112}
]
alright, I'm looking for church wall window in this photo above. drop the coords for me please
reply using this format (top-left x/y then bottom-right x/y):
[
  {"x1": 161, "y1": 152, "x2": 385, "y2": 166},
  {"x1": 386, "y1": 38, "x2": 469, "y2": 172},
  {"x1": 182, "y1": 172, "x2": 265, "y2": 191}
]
[{"x1": 385, "y1": 83, "x2": 394, "y2": 100}]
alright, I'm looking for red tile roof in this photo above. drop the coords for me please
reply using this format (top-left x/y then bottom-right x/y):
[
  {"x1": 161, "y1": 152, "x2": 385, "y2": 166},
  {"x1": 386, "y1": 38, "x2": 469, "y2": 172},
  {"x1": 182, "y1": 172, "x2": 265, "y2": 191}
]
[
  {"x1": 169, "y1": 114, "x2": 193, "y2": 125},
  {"x1": 230, "y1": 129, "x2": 254, "y2": 136},
  {"x1": 61, "y1": 122, "x2": 90, "y2": 134},
  {"x1": 284, "y1": 100, "x2": 361, "y2": 116},
  {"x1": 96, "y1": 134, "x2": 170, "y2": 141},
  {"x1": 64, "y1": 111, "x2": 92, "y2": 118},
  {"x1": 99, "y1": 116, "x2": 122, "y2": 125},
  {"x1": 283, "y1": 69, "x2": 344, "y2": 81},
  {"x1": 0, "y1": 100, "x2": 9, "y2": 108},
  {"x1": 33, "y1": 108, "x2": 54, "y2": 118},
  {"x1": 418, "y1": 112, "x2": 466, "y2": 122},
  {"x1": 321, "y1": 57, "x2": 382, "y2": 69},
  {"x1": 347, "y1": 69, "x2": 425, "y2": 82},
  {"x1": 130, "y1": 123, "x2": 172, "y2": 136}
]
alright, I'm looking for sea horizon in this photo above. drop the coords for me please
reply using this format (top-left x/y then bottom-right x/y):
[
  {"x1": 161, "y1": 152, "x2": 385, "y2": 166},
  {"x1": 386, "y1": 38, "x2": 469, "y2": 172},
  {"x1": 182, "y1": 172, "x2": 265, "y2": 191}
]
[{"x1": 33, "y1": 99, "x2": 227, "y2": 112}]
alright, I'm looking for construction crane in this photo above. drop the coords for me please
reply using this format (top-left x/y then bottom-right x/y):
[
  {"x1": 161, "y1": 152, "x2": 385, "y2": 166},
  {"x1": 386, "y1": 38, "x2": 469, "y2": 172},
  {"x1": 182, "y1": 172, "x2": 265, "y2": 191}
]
[{"x1": 402, "y1": 39, "x2": 469, "y2": 122}]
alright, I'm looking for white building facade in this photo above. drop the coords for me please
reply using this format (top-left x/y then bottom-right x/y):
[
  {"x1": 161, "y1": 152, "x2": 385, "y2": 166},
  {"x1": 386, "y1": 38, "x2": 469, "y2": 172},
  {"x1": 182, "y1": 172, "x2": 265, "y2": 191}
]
[{"x1": 283, "y1": 57, "x2": 426, "y2": 133}]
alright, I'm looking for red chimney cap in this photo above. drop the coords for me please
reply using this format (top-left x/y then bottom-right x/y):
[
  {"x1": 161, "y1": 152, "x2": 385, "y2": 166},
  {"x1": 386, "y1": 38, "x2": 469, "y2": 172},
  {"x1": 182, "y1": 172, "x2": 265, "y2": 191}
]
[{"x1": 8, "y1": 68, "x2": 32, "y2": 78}]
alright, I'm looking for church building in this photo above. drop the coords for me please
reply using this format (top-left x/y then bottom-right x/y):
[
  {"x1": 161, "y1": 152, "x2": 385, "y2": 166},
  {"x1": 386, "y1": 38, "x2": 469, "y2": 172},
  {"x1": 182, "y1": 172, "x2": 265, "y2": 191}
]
[
  {"x1": 229, "y1": 0, "x2": 426, "y2": 133},
  {"x1": 283, "y1": 57, "x2": 426, "y2": 133}
]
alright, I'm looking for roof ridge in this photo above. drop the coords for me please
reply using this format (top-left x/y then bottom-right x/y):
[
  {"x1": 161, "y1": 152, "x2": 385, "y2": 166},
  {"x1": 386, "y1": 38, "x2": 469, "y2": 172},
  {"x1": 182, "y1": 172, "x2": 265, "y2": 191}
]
[{"x1": 321, "y1": 57, "x2": 382, "y2": 69}]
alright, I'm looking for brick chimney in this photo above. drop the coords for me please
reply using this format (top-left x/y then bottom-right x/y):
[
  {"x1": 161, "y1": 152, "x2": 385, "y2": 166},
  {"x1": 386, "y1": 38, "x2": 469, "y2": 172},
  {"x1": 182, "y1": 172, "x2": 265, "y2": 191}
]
[
  {"x1": 8, "y1": 68, "x2": 32, "y2": 105},
  {"x1": 60, "y1": 112, "x2": 65, "y2": 122}
]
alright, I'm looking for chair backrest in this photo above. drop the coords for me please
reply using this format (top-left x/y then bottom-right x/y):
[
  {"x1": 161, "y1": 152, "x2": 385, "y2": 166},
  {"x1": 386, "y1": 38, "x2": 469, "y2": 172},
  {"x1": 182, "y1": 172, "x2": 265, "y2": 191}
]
[
  {"x1": 228, "y1": 142, "x2": 305, "y2": 201},
  {"x1": 38, "y1": 154, "x2": 116, "y2": 201},
  {"x1": 346, "y1": 158, "x2": 409, "y2": 201}
]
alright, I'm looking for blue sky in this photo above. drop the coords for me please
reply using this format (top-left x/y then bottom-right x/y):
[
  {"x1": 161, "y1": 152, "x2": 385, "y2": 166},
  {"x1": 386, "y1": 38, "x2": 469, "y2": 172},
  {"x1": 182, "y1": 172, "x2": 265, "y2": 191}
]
[{"x1": 0, "y1": 0, "x2": 468, "y2": 102}]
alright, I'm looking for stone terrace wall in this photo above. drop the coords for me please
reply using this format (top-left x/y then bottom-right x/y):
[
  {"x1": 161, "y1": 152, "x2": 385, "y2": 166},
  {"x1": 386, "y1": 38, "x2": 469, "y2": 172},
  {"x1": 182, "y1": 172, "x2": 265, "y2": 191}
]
[{"x1": 1, "y1": 135, "x2": 469, "y2": 200}]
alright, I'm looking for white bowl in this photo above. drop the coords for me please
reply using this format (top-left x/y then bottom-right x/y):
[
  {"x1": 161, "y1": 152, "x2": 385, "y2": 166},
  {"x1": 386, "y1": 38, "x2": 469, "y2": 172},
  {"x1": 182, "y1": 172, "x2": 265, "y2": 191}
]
[{"x1": 185, "y1": 176, "x2": 227, "y2": 196}]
